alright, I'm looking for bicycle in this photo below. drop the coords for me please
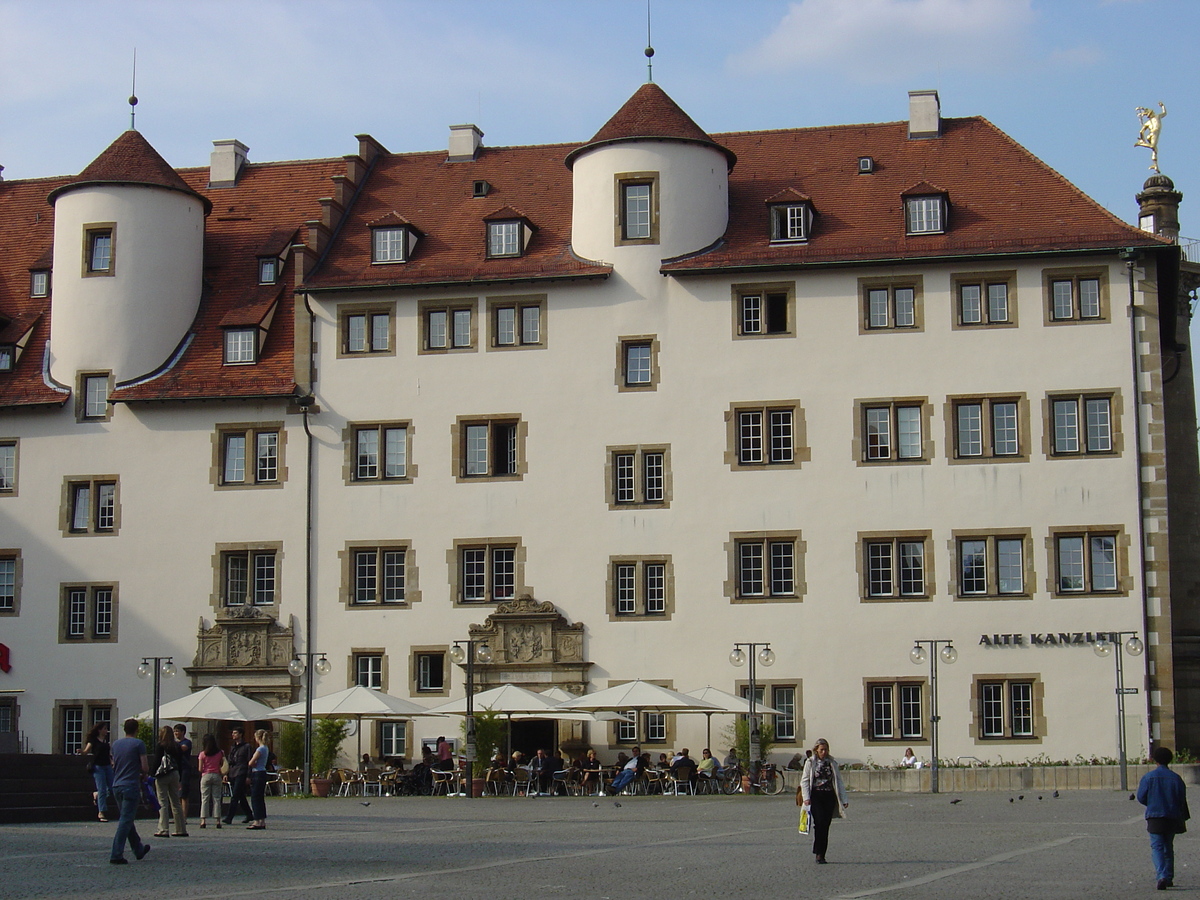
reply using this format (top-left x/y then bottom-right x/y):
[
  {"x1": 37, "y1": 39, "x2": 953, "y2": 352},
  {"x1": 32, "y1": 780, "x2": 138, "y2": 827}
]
[{"x1": 718, "y1": 762, "x2": 786, "y2": 795}]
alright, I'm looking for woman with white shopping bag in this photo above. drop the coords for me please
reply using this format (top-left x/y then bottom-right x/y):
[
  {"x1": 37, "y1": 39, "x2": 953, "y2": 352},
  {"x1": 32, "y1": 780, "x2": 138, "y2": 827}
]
[{"x1": 798, "y1": 738, "x2": 849, "y2": 864}]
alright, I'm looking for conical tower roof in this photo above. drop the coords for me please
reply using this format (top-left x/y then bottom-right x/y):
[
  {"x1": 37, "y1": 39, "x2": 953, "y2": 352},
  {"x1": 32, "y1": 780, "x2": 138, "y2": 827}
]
[
  {"x1": 566, "y1": 83, "x2": 736, "y2": 169},
  {"x1": 47, "y1": 130, "x2": 212, "y2": 213}
]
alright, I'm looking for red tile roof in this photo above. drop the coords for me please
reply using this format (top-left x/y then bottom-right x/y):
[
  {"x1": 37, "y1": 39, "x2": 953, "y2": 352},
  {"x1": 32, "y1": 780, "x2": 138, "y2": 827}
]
[
  {"x1": 0, "y1": 99, "x2": 1171, "y2": 409},
  {"x1": 0, "y1": 152, "x2": 341, "y2": 409},
  {"x1": 302, "y1": 144, "x2": 612, "y2": 295},
  {"x1": 565, "y1": 82, "x2": 736, "y2": 169},
  {"x1": 47, "y1": 130, "x2": 212, "y2": 214},
  {"x1": 662, "y1": 117, "x2": 1167, "y2": 273},
  {"x1": 114, "y1": 158, "x2": 342, "y2": 402},
  {"x1": 0, "y1": 174, "x2": 71, "y2": 407}
]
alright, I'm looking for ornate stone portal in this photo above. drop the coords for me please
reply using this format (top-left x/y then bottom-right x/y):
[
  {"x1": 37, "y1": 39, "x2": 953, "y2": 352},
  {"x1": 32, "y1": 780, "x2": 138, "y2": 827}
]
[
  {"x1": 467, "y1": 596, "x2": 591, "y2": 693},
  {"x1": 185, "y1": 606, "x2": 296, "y2": 708}
]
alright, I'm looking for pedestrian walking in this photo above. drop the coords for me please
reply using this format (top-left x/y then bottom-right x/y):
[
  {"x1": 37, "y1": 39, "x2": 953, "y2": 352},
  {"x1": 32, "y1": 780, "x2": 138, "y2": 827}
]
[
  {"x1": 799, "y1": 738, "x2": 849, "y2": 864},
  {"x1": 153, "y1": 725, "x2": 188, "y2": 837},
  {"x1": 108, "y1": 718, "x2": 151, "y2": 864},
  {"x1": 222, "y1": 726, "x2": 253, "y2": 825},
  {"x1": 1137, "y1": 746, "x2": 1191, "y2": 890},
  {"x1": 81, "y1": 721, "x2": 113, "y2": 822}
]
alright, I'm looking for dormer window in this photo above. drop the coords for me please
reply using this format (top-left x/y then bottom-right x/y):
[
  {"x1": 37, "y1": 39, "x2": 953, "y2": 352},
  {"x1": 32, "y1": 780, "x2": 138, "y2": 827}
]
[
  {"x1": 258, "y1": 258, "x2": 278, "y2": 284},
  {"x1": 30, "y1": 271, "x2": 49, "y2": 298},
  {"x1": 372, "y1": 227, "x2": 408, "y2": 263},
  {"x1": 224, "y1": 328, "x2": 258, "y2": 365},
  {"x1": 0, "y1": 346, "x2": 12, "y2": 373},
  {"x1": 905, "y1": 196, "x2": 945, "y2": 235},
  {"x1": 488, "y1": 221, "x2": 521, "y2": 258},
  {"x1": 483, "y1": 208, "x2": 534, "y2": 259},
  {"x1": 770, "y1": 204, "x2": 810, "y2": 243}
]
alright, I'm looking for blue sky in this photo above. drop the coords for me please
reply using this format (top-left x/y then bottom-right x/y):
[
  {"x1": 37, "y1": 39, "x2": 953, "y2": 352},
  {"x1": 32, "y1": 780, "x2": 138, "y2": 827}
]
[
  {"x1": 1, "y1": 0, "x2": 1193, "y2": 239},
  {"x1": 1, "y1": 0, "x2": 1194, "y2": 238}
]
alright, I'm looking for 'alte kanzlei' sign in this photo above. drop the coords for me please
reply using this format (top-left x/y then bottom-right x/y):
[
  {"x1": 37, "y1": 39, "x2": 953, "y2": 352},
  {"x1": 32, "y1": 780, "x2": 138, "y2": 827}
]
[{"x1": 979, "y1": 632, "x2": 1123, "y2": 647}]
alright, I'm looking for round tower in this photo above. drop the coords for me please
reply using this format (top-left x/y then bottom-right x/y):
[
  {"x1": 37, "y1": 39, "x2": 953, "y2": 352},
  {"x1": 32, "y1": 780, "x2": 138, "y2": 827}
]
[
  {"x1": 567, "y1": 83, "x2": 735, "y2": 266},
  {"x1": 1136, "y1": 173, "x2": 1183, "y2": 242},
  {"x1": 47, "y1": 130, "x2": 210, "y2": 387}
]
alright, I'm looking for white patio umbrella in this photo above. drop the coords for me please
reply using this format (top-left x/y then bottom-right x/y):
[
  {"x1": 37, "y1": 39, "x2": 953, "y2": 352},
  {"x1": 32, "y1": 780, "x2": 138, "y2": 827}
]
[
  {"x1": 538, "y1": 688, "x2": 630, "y2": 722},
  {"x1": 556, "y1": 681, "x2": 721, "y2": 755},
  {"x1": 426, "y1": 684, "x2": 628, "y2": 759},
  {"x1": 556, "y1": 680, "x2": 723, "y2": 713},
  {"x1": 275, "y1": 685, "x2": 436, "y2": 759},
  {"x1": 684, "y1": 686, "x2": 783, "y2": 749},
  {"x1": 136, "y1": 685, "x2": 299, "y2": 723}
]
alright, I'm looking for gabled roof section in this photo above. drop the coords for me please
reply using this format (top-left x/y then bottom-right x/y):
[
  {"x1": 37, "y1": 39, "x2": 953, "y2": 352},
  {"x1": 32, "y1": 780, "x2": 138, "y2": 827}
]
[
  {"x1": 901, "y1": 180, "x2": 948, "y2": 197},
  {"x1": 256, "y1": 227, "x2": 297, "y2": 259},
  {"x1": 566, "y1": 82, "x2": 736, "y2": 169},
  {"x1": 218, "y1": 284, "x2": 283, "y2": 328},
  {"x1": 47, "y1": 130, "x2": 213, "y2": 214},
  {"x1": 765, "y1": 188, "x2": 812, "y2": 204},
  {"x1": 661, "y1": 116, "x2": 1167, "y2": 274},
  {"x1": 0, "y1": 173, "x2": 72, "y2": 407},
  {"x1": 368, "y1": 210, "x2": 415, "y2": 229},
  {"x1": 482, "y1": 205, "x2": 530, "y2": 222},
  {"x1": 303, "y1": 144, "x2": 611, "y2": 294}
]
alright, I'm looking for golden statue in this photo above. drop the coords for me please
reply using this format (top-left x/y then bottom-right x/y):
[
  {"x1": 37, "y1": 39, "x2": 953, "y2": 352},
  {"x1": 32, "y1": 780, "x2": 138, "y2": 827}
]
[{"x1": 1135, "y1": 102, "x2": 1166, "y2": 173}]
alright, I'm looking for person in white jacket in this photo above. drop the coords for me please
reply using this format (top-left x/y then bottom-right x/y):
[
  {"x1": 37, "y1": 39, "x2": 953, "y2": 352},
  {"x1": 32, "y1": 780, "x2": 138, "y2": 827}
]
[{"x1": 799, "y1": 738, "x2": 849, "y2": 864}]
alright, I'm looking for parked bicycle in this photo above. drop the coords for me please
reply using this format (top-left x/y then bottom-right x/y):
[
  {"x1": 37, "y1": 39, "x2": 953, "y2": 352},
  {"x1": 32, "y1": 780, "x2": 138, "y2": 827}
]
[{"x1": 718, "y1": 762, "x2": 786, "y2": 795}]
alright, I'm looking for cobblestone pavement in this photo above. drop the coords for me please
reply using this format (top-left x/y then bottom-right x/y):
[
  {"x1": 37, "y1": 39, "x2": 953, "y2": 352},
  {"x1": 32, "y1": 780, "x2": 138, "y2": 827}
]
[{"x1": 3, "y1": 789, "x2": 1187, "y2": 899}]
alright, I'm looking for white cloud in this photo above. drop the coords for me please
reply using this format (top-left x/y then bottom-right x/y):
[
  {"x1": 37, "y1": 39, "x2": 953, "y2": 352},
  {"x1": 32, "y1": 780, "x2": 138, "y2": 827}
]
[{"x1": 733, "y1": 0, "x2": 1036, "y2": 82}]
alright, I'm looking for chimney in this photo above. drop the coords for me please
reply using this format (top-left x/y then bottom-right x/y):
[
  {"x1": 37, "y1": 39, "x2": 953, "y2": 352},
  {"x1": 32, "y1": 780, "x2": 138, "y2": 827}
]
[
  {"x1": 908, "y1": 90, "x2": 941, "y2": 139},
  {"x1": 209, "y1": 139, "x2": 249, "y2": 187},
  {"x1": 448, "y1": 124, "x2": 484, "y2": 162},
  {"x1": 1136, "y1": 174, "x2": 1183, "y2": 242}
]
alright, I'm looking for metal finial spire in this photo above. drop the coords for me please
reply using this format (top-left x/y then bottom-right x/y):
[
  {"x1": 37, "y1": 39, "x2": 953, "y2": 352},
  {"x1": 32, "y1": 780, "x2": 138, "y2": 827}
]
[
  {"x1": 128, "y1": 48, "x2": 139, "y2": 130},
  {"x1": 644, "y1": 0, "x2": 654, "y2": 82}
]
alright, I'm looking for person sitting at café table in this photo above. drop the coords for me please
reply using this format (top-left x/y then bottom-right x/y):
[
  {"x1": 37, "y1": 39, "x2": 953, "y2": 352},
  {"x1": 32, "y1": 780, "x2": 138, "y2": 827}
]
[
  {"x1": 580, "y1": 749, "x2": 602, "y2": 794},
  {"x1": 657, "y1": 753, "x2": 671, "y2": 770},
  {"x1": 698, "y1": 748, "x2": 718, "y2": 782},
  {"x1": 607, "y1": 753, "x2": 643, "y2": 795},
  {"x1": 671, "y1": 748, "x2": 698, "y2": 788},
  {"x1": 723, "y1": 747, "x2": 740, "y2": 769},
  {"x1": 530, "y1": 748, "x2": 556, "y2": 796},
  {"x1": 506, "y1": 750, "x2": 525, "y2": 775}
]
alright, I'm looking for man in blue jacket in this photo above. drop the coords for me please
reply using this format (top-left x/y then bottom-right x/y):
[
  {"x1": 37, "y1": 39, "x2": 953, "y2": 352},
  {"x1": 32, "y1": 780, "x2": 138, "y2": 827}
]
[{"x1": 1137, "y1": 746, "x2": 1191, "y2": 890}]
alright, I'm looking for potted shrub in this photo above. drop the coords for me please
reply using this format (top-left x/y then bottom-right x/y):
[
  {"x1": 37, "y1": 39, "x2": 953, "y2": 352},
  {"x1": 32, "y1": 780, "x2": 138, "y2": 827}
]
[
  {"x1": 462, "y1": 710, "x2": 505, "y2": 797},
  {"x1": 310, "y1": 717, "x2": 349, "y2": 796}
]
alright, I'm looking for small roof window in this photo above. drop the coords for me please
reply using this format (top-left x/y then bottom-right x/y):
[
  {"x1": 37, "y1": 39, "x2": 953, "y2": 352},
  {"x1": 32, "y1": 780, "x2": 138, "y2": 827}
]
[
  {"x1": 368, "y1": 212, "x2": 421, "y2": 264},
  {"x1": 902, "y1": 182, "x2": 949, "y2": 235},
  {"x1": 484, "y1": 207, "x2": 534, "y2": 259}
]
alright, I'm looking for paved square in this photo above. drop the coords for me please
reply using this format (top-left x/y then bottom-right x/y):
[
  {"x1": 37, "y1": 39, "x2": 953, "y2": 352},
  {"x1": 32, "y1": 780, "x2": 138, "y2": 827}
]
[{"x1": 2, "y1": 790, "x2": 1184, "y2": 899}]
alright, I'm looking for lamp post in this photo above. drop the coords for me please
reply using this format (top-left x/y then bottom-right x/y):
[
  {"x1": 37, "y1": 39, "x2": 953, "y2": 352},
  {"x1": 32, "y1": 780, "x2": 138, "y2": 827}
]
[
  {"x1": 730, "y1": 642, "x2": 775, "y2": 786},
  {"x1": 909, "y1": 639, "x2": 957, "y2": 794},
  {"x1": 136, "y1": 657, "x2": 176, "y2": 743},
  {"x1": 449, "y1": 640, "x2": 492, "y2": 799},
  {"x1": 287, "y1": 652, "x2": 332, "y2": 790},
  {"x1": 1094, "y1": 632, "x2": 1145, "y2": 792}
]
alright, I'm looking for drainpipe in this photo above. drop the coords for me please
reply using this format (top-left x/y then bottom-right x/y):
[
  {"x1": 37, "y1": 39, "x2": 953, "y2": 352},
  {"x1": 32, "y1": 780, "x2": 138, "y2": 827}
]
[
  {"x1": 1120, "y1": 247, "x2": 1154, "y2": 750},
  {"x1": 296, "y1": 291, "x2": 318, "y2": 790}
]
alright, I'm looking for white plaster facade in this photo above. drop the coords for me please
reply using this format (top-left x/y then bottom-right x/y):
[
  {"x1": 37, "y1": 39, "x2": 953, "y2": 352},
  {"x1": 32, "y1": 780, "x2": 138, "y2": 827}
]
[{"x1": 1, "y1": 86, "x2": 1193, "y2": 772}]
